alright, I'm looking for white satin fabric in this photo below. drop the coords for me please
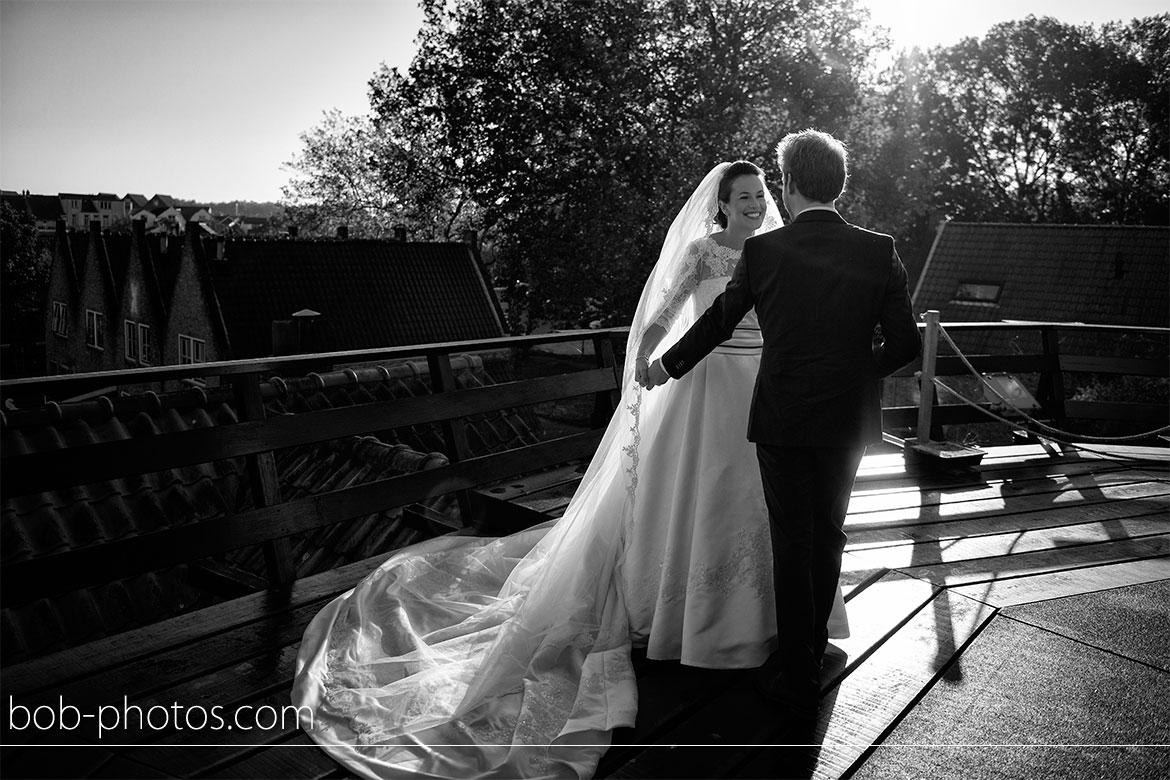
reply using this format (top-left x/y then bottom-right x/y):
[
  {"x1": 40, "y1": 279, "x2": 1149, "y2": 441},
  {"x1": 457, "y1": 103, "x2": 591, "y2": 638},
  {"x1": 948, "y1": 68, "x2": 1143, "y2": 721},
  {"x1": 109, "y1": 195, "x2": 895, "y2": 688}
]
[
  {"x1": 623, "y1": 239, "x2": 848, "y2": 669},
  {"x1": 292, "y1": 166, "x2": 848, "y2": 779}
]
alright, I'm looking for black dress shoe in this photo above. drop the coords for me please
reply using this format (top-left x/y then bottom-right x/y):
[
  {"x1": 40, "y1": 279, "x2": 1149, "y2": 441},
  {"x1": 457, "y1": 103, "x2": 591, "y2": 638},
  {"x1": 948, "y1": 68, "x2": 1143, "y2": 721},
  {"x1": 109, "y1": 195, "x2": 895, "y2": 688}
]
[{"x1": 755, "y1": 668, "x2": 819, "y2": 717}]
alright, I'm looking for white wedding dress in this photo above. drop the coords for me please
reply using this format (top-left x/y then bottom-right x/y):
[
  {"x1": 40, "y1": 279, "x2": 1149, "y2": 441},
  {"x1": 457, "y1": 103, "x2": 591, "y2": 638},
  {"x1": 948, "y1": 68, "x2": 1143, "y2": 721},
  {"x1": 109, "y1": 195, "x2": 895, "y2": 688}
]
[
  {"x1": 622, "y1": 236, "x2": 848, "y2": 669},
  {"x1": 292, "y1": 167, "x2": 848, "y2": 780}
]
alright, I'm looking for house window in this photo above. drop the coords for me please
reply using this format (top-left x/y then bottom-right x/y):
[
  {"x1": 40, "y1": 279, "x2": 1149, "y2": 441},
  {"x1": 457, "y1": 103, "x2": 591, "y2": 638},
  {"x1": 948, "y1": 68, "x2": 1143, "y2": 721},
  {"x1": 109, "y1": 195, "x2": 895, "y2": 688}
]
[
  {"x1": 125, "y1": 319, "x2": 140, "y2": 362},
  {"x1": 85, "y1": 309, "x2": 105, "y2": 349},
  {"x1": 952, "y1": 282, "x2": 1003, "y2": 304},
  {"x1": 179, "y1": 334, "x2": 206, "y2": 365},
  {"x1": 139, "y1": 324, "x2": 154, "y2": 365},
  {"x1": 51, "y1": 301, "x2": 69, "y2": 337}
]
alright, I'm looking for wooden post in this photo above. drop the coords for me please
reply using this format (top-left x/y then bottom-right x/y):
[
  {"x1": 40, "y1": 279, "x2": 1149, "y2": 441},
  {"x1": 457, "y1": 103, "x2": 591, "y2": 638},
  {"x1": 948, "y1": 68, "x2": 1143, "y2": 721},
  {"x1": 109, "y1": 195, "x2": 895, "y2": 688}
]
[
  {"x1": 426, "y1": 351, "x2": 475, "y2": 525},
  {"x1": 233, "y1": 373, "x2": 295, "y2": 590},
  {"x1": 1038, "y1": 326, "x2": 1066, "y2": 420},
  {"x1": 917, "y1": 310, "x2": 940, "y2": 443},
  {"x1": 905, "y1": 311, "x2": 984, "y2": 470},
  {"x1": 591, "y1": 333, "x2": 621, "y2": 428}
]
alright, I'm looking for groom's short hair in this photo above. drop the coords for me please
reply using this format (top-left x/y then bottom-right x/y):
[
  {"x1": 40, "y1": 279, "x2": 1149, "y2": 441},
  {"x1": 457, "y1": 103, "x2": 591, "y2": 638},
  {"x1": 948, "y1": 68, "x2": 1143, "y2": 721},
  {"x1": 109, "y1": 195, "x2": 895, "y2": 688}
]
[{"x1": 776, "y1": 130, "x2": 848, "y2": 203}]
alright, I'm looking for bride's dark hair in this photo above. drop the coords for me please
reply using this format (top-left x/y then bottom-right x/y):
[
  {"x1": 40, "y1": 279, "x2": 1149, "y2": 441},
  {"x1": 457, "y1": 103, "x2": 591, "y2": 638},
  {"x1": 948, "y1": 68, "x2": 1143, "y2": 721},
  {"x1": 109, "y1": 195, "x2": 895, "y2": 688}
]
[{"x1": 714, "y1": 160, "x2": 765, "y2": 228}]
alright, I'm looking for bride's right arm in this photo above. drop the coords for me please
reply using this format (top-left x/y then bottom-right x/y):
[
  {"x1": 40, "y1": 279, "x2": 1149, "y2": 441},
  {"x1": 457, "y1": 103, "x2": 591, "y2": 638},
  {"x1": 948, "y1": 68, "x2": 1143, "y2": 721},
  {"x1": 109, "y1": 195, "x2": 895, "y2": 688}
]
[{"x1": 636, "y1": 241, "x2": 702, "y2": 364}]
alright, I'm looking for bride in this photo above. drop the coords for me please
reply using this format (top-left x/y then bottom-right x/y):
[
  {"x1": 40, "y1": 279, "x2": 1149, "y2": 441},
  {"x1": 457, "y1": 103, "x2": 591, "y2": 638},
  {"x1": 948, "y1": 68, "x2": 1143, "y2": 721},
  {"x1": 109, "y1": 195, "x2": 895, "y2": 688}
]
[{"x1": 292, "y1": 162, "x2": 848, "y2": 779}]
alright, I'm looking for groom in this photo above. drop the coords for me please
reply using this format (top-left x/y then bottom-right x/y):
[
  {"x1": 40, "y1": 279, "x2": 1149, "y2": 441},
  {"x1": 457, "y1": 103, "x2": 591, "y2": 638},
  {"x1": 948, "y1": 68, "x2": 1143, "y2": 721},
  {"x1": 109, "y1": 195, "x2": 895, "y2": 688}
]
[{"x1": 641, "y1": 130, "x2": 920, "y2": 716}]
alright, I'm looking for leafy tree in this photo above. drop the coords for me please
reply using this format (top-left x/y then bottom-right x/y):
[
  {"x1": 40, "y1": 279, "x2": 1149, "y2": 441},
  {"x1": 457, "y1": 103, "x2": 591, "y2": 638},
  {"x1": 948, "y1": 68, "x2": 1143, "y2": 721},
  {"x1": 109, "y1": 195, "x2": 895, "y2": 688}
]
[
  {"x1": 897, "y1": 15, "x2": 1169, "y2": 224},
  {"x1": 282, "y1": 110, "x2": 404, "y2": 237},
  {"x1": 1067, "y1": 16, "x2": 1170, "y2": 224},
  {"x1": 353, "y1": 0, "x2": 877, "y2": 329},
  {"x1": 1, "y1": 202, "x2": 51, "y2": 374}
]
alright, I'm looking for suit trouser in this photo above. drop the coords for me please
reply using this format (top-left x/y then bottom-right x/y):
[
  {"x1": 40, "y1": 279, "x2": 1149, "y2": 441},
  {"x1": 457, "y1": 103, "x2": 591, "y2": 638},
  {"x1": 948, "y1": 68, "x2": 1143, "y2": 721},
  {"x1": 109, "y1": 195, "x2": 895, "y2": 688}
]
[{"x1": 755, "y1": 443, "x2": 864, "y2": 695}]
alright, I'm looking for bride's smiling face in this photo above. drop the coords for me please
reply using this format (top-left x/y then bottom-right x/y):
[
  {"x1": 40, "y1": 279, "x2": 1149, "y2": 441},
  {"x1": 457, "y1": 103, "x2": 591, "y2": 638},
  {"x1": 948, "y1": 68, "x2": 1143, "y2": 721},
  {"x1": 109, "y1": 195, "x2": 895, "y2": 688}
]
[{"x1": 720, "y1": 174, "x2": 768, "y2": 232}]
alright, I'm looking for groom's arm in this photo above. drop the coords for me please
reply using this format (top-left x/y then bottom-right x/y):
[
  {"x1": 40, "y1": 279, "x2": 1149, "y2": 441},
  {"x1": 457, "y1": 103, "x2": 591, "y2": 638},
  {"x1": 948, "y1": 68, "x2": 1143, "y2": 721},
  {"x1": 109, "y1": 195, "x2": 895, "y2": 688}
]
[
  {"x1": 660, "y1": 249, "x2": 755, "y2": 380},
  {"x1": 873, "y1": 244, "x2": 921, "y2": 376}
]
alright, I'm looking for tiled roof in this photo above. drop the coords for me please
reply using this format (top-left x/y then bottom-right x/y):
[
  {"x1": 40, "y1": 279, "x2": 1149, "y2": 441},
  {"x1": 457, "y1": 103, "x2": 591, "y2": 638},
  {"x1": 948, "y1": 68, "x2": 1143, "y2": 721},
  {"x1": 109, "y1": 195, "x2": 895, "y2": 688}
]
[
  {"x1": 0, "y1": 354, "x2": 541, "y2": 663},
  {"x1": 27, "y1": 195, "x2": 64, "y2": 221},
  {"x1": 148, "y1": 231, "x2": 185, "y2": 299},
  {"x1": 2, "y1": 193, "x2": 65, "y2": 221},
  {"x1": 102, "y1": 233, "x2": 134, "y2": 299},
  {"x1": 208, "y1": 238, "x2": 504, "y2": 359},
  {"x1": 913, "y1": 223, "x2": 1169, "y2": 327}
]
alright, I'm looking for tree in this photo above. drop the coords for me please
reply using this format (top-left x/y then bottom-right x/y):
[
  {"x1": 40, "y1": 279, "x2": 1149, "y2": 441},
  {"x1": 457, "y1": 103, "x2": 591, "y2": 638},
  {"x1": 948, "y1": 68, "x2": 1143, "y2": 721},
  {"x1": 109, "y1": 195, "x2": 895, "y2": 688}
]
[
  {"x1": 899, "y1": 15, "x2": 1169, "y2": 224},
  {"x1": 1, "y1": 201, "x2": 51, "y2": 375},
  {"x1": 356, "y1": 0, "x2": 877, "y2": 329},
  {"x1": 282, "y1": 110, "x2": 405, "y2": 237}
]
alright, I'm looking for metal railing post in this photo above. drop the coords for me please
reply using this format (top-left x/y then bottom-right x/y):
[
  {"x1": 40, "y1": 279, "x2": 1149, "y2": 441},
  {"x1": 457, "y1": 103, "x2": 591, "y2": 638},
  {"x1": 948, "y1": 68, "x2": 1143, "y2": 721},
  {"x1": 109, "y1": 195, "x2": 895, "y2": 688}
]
[{"x1": 917, "y1": 310, "x2": 940, "y2": 443}]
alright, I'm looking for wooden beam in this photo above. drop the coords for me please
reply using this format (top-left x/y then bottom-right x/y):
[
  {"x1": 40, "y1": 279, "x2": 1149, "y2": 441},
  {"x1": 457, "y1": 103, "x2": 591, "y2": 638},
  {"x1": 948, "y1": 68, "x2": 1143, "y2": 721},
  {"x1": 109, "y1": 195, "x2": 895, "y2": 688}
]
[
  {"x1": 234, "y1": 373, "x2": 295, "y2": 590},
  {"x1": 1, "y1": 430, "x2": 606, "y2": 606},
  {"x1": 1, "y1": 368, "x2": 619, "y2": 497}
]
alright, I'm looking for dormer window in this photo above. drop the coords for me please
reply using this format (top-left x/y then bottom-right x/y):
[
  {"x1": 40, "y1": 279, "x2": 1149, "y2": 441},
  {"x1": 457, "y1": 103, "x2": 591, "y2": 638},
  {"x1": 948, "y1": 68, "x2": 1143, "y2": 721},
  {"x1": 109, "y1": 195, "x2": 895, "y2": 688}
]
[
  {"x1": 139, "y1": 324, "x2": 154, "y2": 365},
  {"x1": 51, "y1": 301, "x2": 69, "y2": 337},
  {"x1": 85, "y1": 309, "x2": 105, "y2": 349},
  {"x1": 179, "y1": 334, "x2": 206, "y2": 364},
  {"x1": 124, "y1": 319, "x2": 140, "y2": 363},
  {"x1": 952, "y1": 282, "x2": 1003, "y2": 305}
]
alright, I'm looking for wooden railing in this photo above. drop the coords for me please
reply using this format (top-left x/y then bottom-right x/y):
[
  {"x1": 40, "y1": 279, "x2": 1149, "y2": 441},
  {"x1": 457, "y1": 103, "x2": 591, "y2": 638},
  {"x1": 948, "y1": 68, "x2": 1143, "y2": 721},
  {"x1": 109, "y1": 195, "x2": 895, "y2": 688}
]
[
  {"x1": 882, "y1": 319, "x2": 1168, "y2": 435},
  {"x1": 0, "y1": 328, "x2": 627, "y2": 608},
  {"x1": 2, "y1": 321, "x2": 1166, "y2": 613}
]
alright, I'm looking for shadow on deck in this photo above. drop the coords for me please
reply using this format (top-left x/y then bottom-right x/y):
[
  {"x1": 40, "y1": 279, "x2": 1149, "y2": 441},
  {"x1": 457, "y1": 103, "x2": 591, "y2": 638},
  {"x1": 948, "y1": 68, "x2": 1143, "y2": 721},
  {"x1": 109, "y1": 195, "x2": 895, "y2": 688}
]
[{"x1": 2, "y1": 441, "x2": 1166, "y2": 779}]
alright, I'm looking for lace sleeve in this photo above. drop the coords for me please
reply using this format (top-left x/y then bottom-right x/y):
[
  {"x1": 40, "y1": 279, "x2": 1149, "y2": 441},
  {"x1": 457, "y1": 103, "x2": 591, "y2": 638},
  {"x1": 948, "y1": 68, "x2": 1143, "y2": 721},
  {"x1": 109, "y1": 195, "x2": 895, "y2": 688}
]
[{"x1": 649, "y1": 240, "x2": 703, "y2": 332}]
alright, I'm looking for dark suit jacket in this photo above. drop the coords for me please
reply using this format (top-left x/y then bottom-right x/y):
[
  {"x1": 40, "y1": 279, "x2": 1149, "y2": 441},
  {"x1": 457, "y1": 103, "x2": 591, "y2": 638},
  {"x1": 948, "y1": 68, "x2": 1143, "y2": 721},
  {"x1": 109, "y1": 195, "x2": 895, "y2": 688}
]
[{"x1": 662, "y1": 209, "x2": 920, "y2": 447}]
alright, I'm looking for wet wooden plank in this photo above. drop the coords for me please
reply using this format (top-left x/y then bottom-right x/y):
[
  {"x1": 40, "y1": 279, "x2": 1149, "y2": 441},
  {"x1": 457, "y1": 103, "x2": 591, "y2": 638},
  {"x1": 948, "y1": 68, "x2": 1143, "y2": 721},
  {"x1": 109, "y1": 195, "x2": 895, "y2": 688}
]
[
  {"x1": 197, "y1": 733, "x2": 341, "y2": 779},
  {"x1": 846, "y1": 497, "x2": 1168, "y2": 547},
  {"x1": 949, "y1": 557, "x2": 1170, "y2": 608},
  {"x1": 847, "y1": 465, "x2": 1165, "y2": 513},
  {"x1": 737, "y1": 588, "x2": 998, "y2": 779},
  {"x1": 124, "y1": 691, "x2": 303, "y2": 777},
  {"x1": 844, "y1": 516, "x2": 1168, "y2": 573},
  {"x1": 0, "y1": 745, "x2": 116, "y2": 779},
  {"x1": 605, "y1": 582, "x2": 994, "y2": 779},
  {"x1": 893, "y1": 534, "x2": 1169, "y2": 587},
  {"x1": 602, "y1": 571, "x2": 939, "y2": 779},
  {"x1": 844, "y1": 476, "x2": 1168, "y2": 528},
  {"x1": 88, "y1": 754, "x2": 179, "y2": 779}
]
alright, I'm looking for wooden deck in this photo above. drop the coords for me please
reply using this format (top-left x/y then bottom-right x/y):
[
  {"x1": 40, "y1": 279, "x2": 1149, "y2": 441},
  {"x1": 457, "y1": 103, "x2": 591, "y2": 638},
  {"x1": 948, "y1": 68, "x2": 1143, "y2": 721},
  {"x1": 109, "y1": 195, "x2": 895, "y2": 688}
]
[{"x1": 2, "y1": 441, "x2": 1167, "y2": 779}]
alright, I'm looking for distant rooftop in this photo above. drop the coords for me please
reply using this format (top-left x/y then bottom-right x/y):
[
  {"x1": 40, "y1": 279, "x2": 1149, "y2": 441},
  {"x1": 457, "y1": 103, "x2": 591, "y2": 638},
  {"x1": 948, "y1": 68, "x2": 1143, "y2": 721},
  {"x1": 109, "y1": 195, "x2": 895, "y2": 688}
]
[{"x1": 913, "y1": 222, "x2": 1169, "y2": 328}]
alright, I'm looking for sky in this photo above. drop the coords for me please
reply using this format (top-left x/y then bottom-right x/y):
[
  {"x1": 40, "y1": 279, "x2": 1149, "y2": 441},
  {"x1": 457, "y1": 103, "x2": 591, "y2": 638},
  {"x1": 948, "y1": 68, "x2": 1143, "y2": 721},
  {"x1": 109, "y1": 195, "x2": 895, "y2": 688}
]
[{"x1": 0, "y1": 0, "x2": 1164, "y2": 204}]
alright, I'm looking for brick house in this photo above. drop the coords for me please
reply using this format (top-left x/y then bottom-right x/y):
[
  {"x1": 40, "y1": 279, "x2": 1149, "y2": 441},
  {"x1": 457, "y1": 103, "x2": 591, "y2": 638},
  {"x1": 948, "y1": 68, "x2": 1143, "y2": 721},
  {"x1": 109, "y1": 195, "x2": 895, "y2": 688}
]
[{"x1": 43, "y1": 223, "x2": 504, "y2": 379}]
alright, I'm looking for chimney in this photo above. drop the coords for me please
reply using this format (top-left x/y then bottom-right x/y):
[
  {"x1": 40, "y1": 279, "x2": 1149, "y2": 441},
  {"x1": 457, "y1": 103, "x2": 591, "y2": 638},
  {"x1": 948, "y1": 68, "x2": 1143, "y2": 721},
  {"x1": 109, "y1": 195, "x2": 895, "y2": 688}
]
[
  {"x1": 132, "y1": 218, "x2": 146, "y2": 239},
  {"x1": 393, "y1": 226, "x2": 407, "y2": 242},
  {"x1": 288, "y1": 225, "x2": 299, "y2": 238},
  {"x1": 336, "y1": 225, "x2": 349, "y2": 240},
  {"x1": 216, "y1": 238, "x2": 226, "y2": 262},
  {"x1": 462, "y1": 229, "x2": 477, "y2": 246}
]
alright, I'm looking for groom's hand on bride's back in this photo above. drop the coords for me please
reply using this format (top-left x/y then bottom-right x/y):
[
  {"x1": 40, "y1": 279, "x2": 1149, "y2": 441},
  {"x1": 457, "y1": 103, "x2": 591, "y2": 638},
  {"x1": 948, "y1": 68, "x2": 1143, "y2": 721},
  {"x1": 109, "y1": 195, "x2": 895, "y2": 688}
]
[{"x1": 639, "y1": 359, "x2": 671, "y2": 389}]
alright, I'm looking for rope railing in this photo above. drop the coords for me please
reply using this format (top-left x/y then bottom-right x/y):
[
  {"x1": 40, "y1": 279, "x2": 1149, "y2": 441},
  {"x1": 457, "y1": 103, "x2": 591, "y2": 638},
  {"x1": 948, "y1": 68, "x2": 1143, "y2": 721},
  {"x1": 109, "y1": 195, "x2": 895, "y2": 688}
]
[
  {"x1": 912, "y1": 318, "x2": 1170, "y2": 460},
  {"x1": 931, "y1": 322, "x2": 1170, "y2": 444}
]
